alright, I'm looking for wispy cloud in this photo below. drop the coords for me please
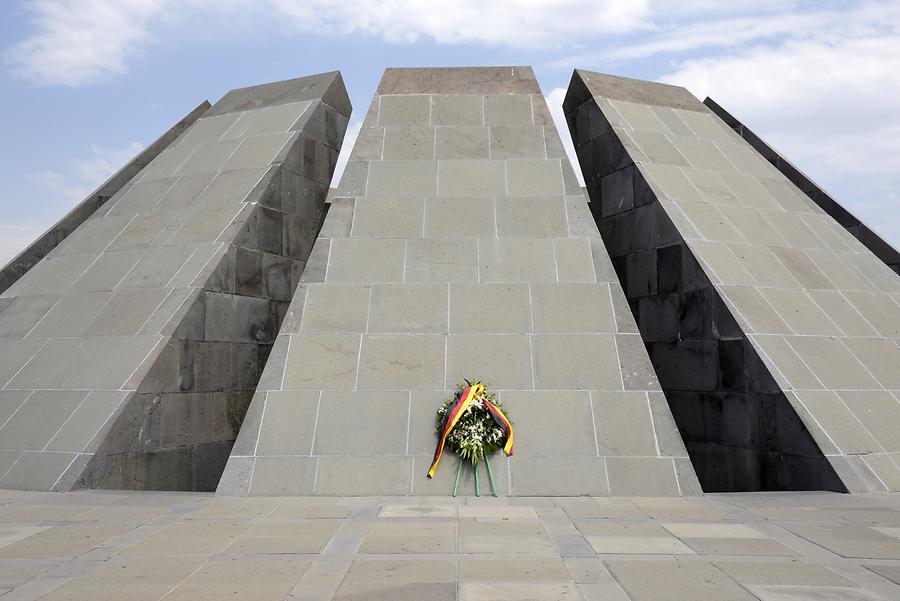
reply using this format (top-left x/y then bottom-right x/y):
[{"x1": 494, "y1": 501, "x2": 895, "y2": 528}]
[
  {"x1": 5, "y1": 0, "x2": 166, "y2": 86},
  {"x1": 268, "y1": 0, "x2": 649, "y2": 47},
  {"x1": 4, "y1": 0, "x2": 652, "y2": 86},
  {"x1": 30, "y1": 142, "x2": 144, "y2": 201},
  {"x1": 555, "y1": 2, "x2": 900, "y2": 65}
]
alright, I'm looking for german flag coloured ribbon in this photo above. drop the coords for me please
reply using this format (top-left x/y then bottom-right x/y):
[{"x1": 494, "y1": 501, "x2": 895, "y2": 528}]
[
  {"x1": 427, "y1": 383, "x2": 514, "y2": 478},
  {"x1": 483, "y1": 397, "x2": 515, "y2": 457}
]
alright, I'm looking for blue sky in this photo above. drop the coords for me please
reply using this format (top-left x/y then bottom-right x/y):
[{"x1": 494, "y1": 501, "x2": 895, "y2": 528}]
[{"x1": 1, "y1": 0, "x2": 898, "y2": 264}]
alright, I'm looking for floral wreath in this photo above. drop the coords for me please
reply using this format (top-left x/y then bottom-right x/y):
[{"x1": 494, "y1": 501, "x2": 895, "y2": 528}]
[{"x1": 427, "y1": 380, "x2": 514, "y2": 496}]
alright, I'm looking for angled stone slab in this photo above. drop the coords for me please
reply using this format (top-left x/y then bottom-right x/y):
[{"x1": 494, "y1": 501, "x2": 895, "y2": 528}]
[
  {"x1": 0, "y1": 101, "x2": 212, "y2": 295},
  {"x1": 0, "y1": 71, "x2": 350, "y2": 491},
  {"x1": 218, "y1": 66, "x2": 698, "y2": 497},
  {"x1": 565, "y1": 69, "x2": 900, "y2": 493},
  {"x1": 705, "y1": 97, "x2": 900, "y2": 275}
]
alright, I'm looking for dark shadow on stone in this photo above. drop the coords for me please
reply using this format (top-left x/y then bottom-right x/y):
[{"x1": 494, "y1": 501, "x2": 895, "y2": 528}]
[{"x1": 565, "y1": 71, "x2": 846, "y2": 492}]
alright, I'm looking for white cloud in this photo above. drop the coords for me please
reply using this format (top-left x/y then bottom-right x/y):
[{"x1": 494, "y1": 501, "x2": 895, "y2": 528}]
[
  {"x1": 5, "y1": 0, "x2": 166, "y2": 86},
  {"x1": 268, "y1": 0, "x2": 648, "y2": 47},
  {"x1": 5, "y1": 0, "x2": 652, "y2": 86}
]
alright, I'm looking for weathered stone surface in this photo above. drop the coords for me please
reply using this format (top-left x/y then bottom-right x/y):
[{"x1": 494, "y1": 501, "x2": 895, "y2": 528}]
[
  {"x1": 219, "y1": 67, "x2": 695, "y2": 496},
  {"x1": 705, "y1": 97, "x2": 900, "y2": 275},
  {"x1": 0, "y1": 101, "x2": 211, "y2": 295},
  {"x1": 566, "y1": 69, "x2": 900, "y2": 493},
  {"x1": 0, "y1": 72, "x2": 349, "y2": 492}
]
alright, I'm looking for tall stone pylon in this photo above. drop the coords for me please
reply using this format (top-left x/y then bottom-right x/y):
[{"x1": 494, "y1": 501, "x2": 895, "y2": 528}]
[
  {"x1": 565, "y1": 70, "x2": 900, "y2": 492},
  {"x1": 0, "y1": 72, "x2": 349, "y2": 491},
  {"x1": 218, "y1": 67, "x2": 699, "y2": 496}
]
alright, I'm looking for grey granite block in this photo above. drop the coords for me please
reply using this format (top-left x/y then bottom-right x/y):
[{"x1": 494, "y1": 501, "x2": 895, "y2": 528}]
[
  {"x1": 437, "y1": 160, "x2": 506, "y2": 196},
  {"x1": 334, "y1": 161, "x2": 368, "y2": 196},
  {"x1": 378, "y1": 95, "x2": 430, "y2": 126},
  {"x1": 606, "y1": 457, "x2": 680, "y2": 496},
  {"x1": 405, "y1": 239, "x2": 478, "y2": 282},
  {"x1": 357, "y1": 334, "x2": 445, "y2": 390},
  {"x1": 530, "y1": 284, "x2": 615, "y2": 333},
  {"x1": 368, "y1": 284, "x2": 447, "y2": 334},
  {"x1": 367, "y1": 160, "x2": 436, "y2": 196},
  {"x1": 431, "y1": 94, "x2": 483, "y2": 125},
  {"x1": 383, "y1": 127, "x2": 434, "y2": 160},
  {"x1": 594, "y1": 391, "x2": 658, "y2": 456},
  {"x1": 0, "y1": 390, "x2": 86, "y2": 451},
  {"x1": 249, "y1": 457, "x2": 317, "y2": 495},
  {"x1": 316, "y1": 456, "x2": 412, "y2": 495},
  {"x1": 326, "y1": 239, "x2": 404, "y2": 283},
  {"x1": 282, "y1": 334, "x2": 360, "y2": 390},
  {"x1": 449, "y1": 283, "x2": 530, "y2": 334},
  {"x1": 495, "y1": 197, "x2": 567, "y2": 238},
  {"x1": 506, "y1": 160, "x2": 565, "y2": 196},
  {"x1": 479, "y1": 238, "x2": 557, "y2": 282},
  {"x1": 0, "y1": 451, "x2": 78, "y2": 491},
  {"x1": 352, "y1": 197, "x2": 424, "y2": 239},
  {"x1": 555, "y1": 238, "x2": 597, "y2": 282},
  {"x1": 532, "y1": 334, "x2": 622, "y2": 390},
  {"x1": 511, "y1": 456, "x2": 608, "y2": 496},
  {"x1": 501, "y1": 391, "x2": 596, "y2": 456},
  {"x1": 255, "y1": 390, "x2": 320, "y2": 455},
  {"x1": 424, "y1": 197, "x2": 495, "y2": 238},
  {"x1": 434, "y1": 126, "x2": 490, "y2": 160},
  {"x1": 300, "y1": 285, "x2": 370, "y2": 333},
  {"x1": 490, "y1": 126, "x2": 545, "y2": 159},
  {"x1": 0, "y1": 295, "x2": 61, "y2": 338},
  {"x1": 446, "y1": 334, "x2": 532, "y2": 389},
  {"x1": 314, "y1": 391, "x2": 409, "y2": 455},
  {"x1": 484, "y1": 94, "x2": 533, "y2": 125}
]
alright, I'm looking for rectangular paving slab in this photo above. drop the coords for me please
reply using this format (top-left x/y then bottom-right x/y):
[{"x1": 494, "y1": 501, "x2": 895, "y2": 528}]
[
  {"x1": 218, "y1": 66, "x2": 699, "y2": 497},
  {"x1": 0, "y1": 71, "x2": 350, "y2": 492},
  {"x1": 564, "y1": 70, "x2": 900, "y2": 494}
]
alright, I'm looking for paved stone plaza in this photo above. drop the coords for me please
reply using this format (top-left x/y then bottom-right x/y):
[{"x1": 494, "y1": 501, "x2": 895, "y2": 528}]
[{"x1": 0, "y1": 490, "x2": 896, "y2": 600}]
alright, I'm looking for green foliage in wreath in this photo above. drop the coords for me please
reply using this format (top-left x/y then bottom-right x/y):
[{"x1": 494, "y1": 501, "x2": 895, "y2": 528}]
[{"x1": 435, "y1": 381, "x2": 509, "y2": 465}]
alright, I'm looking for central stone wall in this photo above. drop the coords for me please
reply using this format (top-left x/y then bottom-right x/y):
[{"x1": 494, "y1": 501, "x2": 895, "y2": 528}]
[{"x1": 218, "y1": 67, "x2": 700, "y2": 496}]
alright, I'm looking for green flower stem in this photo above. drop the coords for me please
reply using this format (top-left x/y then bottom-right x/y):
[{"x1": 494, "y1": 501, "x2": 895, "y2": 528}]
[
  {"x1": 474, "y1": 462, "x2": 480, "y2": 497},
  {"x1": 485, "y1": 456, "x2": 497, "y2": 496},
  {"x1": 452, "y1": 459, "x2": 463, "y2": 497}
]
